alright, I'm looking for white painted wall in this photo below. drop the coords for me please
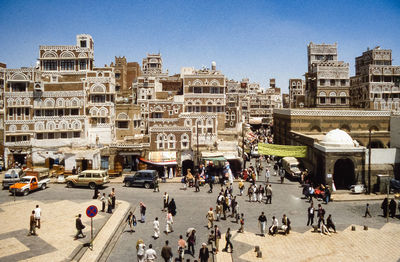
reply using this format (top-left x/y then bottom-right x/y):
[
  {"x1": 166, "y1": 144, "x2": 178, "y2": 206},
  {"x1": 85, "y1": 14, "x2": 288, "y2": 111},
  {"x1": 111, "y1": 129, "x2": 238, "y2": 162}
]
[
  {"x1": 87, "y1": 127, "x2": 113, "y2": 144},
  {"x1": 365, "y1": 148, "x2": 400, "y2": 164}
]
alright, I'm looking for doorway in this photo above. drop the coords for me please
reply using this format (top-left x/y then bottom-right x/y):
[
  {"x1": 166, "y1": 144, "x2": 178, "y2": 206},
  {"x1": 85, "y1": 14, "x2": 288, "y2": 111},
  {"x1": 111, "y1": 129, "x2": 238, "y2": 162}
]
[{"x1": 333, "y1": 158, "x2": 355, "y2": 189}]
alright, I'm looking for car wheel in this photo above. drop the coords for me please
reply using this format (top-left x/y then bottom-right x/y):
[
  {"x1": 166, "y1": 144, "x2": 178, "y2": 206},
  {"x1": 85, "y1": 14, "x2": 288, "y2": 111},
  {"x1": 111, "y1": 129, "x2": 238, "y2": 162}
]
[
  {"x1": 23, "y1": 189, "x2": 29, "y2": 196},
  {"x1": 41, "y1": 183, "x2": 46, "y2": 190},
  {"x1": 144, "y1": 183, "x2": 150, "y2": 189},
  {"x1": 67, "y1": 181, "x2": 74, "y2": 188},
  {"x1": 89, "y1": 182, "x2": 97, "y2": 190},
  {"x1": 124, "y1": 181, "x2": 131, "y2": 187}
]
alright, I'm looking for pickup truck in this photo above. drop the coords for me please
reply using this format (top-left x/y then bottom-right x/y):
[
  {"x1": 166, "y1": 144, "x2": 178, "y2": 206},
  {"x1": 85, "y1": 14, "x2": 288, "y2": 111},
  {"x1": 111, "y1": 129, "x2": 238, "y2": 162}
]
[
  {"x1": 9, "y1": 176, "x2": 50, "y2": 196},
  {"x1": 2, "y1": 168, "x2": 23, "y2": 189}
]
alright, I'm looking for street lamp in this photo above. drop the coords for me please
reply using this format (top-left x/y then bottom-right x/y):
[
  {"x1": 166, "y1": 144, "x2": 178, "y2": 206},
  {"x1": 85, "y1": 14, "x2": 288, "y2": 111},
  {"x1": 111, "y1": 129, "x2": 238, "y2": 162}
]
[{"x1": 368, "y1": 129, "x2": 372, "y2": 195}]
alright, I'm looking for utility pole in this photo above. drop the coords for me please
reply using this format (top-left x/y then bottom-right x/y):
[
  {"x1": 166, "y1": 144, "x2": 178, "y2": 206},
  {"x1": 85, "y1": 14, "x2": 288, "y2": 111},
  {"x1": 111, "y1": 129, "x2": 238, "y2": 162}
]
[
  {"x1": 242, "y1": 123, "x2": 246, "y2": 170},
  {"x1": 368, "y1": 129, "x2": 372, "y2": 195},
  {"x1": 196, "y1": 120, "x2": 199, "y2": 167}
]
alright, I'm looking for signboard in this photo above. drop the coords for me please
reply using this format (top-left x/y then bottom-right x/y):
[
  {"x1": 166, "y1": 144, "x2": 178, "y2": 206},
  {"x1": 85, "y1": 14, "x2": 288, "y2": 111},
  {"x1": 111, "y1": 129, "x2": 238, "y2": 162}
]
[
  {"x1": 258, "y1": 143, "x2": 307, "y2": 158},
  {"x1": 86, "y1": 205, "x2": 98, "y2": 218}
]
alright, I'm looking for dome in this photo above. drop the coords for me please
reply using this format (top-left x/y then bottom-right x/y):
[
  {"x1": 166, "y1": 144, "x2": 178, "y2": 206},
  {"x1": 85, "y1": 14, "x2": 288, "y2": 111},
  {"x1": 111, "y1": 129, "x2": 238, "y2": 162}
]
[{"x1": 321, "y1": 129, "x2": 355, "y2": 147}]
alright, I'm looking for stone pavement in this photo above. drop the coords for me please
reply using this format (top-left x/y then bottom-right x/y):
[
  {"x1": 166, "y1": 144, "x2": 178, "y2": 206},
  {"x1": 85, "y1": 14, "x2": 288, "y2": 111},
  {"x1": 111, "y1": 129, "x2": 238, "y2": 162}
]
[
  {"x1": 0, "y1": 198, "x2": 128, "y2": 262},
  {"x1": 216, "y1": 223, "x2": 400, "y2": 262}
]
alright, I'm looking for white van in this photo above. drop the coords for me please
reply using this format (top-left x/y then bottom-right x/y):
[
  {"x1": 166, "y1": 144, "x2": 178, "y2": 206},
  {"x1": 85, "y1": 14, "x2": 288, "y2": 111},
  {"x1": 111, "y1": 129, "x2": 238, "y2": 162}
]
[{"x1": 282, "y1": 157, "x2": 302, "y2": 178}]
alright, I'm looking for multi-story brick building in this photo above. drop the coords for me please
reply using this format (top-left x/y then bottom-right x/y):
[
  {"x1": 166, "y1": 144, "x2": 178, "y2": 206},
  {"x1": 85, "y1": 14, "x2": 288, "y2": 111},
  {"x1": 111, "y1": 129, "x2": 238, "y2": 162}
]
[
  {"x1": 2, "y1": 34, "x2": 116, "y2": 170},
  {"x1": 305, "y1": 42, "x2": 350, "y2": 108},
  {"x1": 350, "y1": 47, "x2": 400, "y2": 111},
  {"x1": 289, "y1": 78, "x2": 305, "y2": 108}
]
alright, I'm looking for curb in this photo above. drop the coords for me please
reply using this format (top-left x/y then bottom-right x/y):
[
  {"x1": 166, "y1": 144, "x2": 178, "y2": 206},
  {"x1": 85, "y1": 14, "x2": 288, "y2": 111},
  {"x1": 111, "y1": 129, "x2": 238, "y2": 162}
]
[{"x1": 78, "y1": 200, "x2": 131, "y2": 262}]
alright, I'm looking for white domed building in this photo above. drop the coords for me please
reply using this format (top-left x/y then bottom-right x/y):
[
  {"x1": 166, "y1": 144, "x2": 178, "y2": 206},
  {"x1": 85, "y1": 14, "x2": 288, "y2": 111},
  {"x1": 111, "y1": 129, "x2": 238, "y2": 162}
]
[{"x1": 313, "y1": 129, "x2": 366, "y2": 190}]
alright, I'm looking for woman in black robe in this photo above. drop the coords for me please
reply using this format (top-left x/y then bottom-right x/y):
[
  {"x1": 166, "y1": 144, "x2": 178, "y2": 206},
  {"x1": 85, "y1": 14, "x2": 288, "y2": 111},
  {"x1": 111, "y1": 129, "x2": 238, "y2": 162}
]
[
  {"x1": 168, "y1": 198, "x2": 177, "y2": 216},
  {"x1": 381, "y1": 198, "x2": 388, "y2": 217}
]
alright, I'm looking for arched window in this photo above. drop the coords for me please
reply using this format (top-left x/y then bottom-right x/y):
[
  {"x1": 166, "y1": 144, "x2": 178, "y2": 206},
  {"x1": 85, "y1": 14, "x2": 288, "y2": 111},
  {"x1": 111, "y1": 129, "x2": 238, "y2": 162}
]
[
  {"x1": 225, "y1": 111, "x2": 230, "y2": 120},
  {"x1": 168, "y1": 134, "x2": 176, "y2": 149},
  {"x1": 181, "y1": 134, "x2": 189, "y2": 149},
  {"x1": 156, "y1": 134, "x2": 167, "y2": 150},
  {"x1": 231, "y1": 111, "x2": 236, "y2": 120}
]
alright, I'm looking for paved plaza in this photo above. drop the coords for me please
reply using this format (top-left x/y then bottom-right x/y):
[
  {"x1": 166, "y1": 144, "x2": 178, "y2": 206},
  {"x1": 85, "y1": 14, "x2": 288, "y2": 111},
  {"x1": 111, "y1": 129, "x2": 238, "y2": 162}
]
[{"x1": 0, "y1": 168, "x2": 399, "y2": 262}]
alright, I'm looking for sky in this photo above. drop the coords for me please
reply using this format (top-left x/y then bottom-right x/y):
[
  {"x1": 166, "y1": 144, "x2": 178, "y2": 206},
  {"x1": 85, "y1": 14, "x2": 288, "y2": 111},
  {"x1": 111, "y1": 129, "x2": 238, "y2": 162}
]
[{"x1": 0, "y1": 0, "x2": 400, "y2": 93}]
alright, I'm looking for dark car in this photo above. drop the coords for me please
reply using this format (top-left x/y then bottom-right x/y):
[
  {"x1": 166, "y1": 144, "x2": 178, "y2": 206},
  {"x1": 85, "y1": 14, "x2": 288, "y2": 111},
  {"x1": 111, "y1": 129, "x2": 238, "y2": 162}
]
[{"x1": 123, "y1": 170, "x2": 158, "y2": 189}]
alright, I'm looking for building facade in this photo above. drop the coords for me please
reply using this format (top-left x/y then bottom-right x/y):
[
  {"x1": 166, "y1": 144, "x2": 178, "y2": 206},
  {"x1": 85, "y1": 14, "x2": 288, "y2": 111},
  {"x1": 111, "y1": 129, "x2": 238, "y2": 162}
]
[
  {"x1": 305, "y1": 42, "x2": 350, "y2": 108},
  {"x1": 350, "y1": 47, "x2": 400, "y2": 111}
]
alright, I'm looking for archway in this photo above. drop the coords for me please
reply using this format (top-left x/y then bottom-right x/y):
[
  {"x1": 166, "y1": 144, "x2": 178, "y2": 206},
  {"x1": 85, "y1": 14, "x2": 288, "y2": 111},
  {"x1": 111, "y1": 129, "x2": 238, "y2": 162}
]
[
  {"x1": 181, "y1": 160, "x2": 194, "y2": 176},
  {"x1": 333, "y1": 158, "x2": 355, "y2": 189}
]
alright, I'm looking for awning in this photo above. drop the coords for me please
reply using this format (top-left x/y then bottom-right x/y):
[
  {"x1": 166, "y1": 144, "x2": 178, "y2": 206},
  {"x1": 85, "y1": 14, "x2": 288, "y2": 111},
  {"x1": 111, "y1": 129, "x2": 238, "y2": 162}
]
[{"x1": 139, "y1": 151, "x2": 177, "y2": 166}]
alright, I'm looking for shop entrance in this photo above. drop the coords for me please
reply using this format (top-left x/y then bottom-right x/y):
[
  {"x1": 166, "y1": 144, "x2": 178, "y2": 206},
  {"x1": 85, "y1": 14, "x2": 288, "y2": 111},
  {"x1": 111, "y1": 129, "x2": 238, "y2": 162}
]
[{"x1": 333, "y1": 158, "x2": 355, "y2": 189}]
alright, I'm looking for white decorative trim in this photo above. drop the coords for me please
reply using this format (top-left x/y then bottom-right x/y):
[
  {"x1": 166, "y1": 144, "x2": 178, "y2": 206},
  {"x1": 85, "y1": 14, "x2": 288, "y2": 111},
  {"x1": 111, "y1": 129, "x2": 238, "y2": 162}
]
[{"x1": 273, "y1": 109, "x2": 391, "y2": 117}]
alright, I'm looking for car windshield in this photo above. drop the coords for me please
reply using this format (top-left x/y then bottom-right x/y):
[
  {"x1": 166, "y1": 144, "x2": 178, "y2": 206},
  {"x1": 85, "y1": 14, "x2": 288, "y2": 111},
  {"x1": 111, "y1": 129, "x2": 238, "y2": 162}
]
[
  {"x1": 5, "y1": 174, "x2": 12, "y2": 179},
  {"x1": 20, "y1": 178, "x2": 31, "y2": 183},
  {"x1": 290, "y1": 164, "x2": 298, "y2": 168}
]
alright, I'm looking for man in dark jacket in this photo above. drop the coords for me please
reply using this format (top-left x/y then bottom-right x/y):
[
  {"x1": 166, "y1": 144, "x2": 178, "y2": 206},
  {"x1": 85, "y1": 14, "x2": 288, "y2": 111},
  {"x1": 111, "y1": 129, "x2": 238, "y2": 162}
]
[
  {"x1": 74, "y1": 214, "x2": 85, "y2": 240},
  {"x1": 199, "y1": 243, "x2": 210, "y2": 262},
  {"x1": 161, "y1": 240, "x2": 173, "y2": 262}
]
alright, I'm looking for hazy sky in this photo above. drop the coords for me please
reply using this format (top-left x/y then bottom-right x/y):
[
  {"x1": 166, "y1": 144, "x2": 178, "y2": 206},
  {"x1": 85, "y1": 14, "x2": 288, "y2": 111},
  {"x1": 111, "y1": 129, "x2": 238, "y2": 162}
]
[{"x1": 0, "y1": 0, "x2": 399, "y2": 92}]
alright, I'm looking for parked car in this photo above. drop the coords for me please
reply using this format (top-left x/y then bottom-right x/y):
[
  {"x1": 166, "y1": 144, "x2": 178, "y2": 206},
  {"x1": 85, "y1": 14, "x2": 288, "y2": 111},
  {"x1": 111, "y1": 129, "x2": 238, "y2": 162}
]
[
  {"x1": 9, "y1": 174, "x2": 50, "y2": 196},
  {"x1": 282, "y1": 157, "x2": 302, "y2": 178},
  {"x1": 2, "y1": 168, "x2": 23, "y2": 189},
  {"x1": 123, "y1": 170, "x2": 158, "y2": 189},
  {"x1": 66, "y1": 170, "x2": 110, "y2": 189}
]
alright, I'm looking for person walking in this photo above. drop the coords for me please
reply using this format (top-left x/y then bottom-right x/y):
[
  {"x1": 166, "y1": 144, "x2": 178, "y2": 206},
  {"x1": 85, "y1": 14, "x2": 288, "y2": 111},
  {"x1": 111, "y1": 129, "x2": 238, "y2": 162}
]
[
  {"x1": 153, "y1": 177, "x2": 160, "y2": 192},
  {"x1": 223, "y1": 228, "x2": 233, "y2": 253},
  {"x1": 161, "y1": 240, "x2": 173, "y2": 262},
  {"x1": 163, "y1": 192, "x2": 169, "y2": 212},
  {"x1": 168, "y1": 198, "x2": 177, "y2": 216},
  {"x1": 307, "y1": 204, "x2": 315, "y2": 226},
  {"x1": 153, "y1": 217, "x2": 160, "y2": 239},
  {"x1": 238, "y1": 179, "x2": 244, "y2": 196},
  {"x1": 265, "y1": 168, "x2": 270, "y2": 184},
  {"x1": 238, "y1": 213, "x2": 244, "y2": 233},
  {"x1": 258, "y1": 185, "x2": 264, "y2": 203},
  {"x1": 137, "y1": 239, "x2": 146, "y2": 262},
  {"x1": 198, "y1": 243, "x2": 210, "y2": 262},
  {"x1": 231, "y1": 196, "x2": 237, "y2": 218},
  {"x1": 206, "y1": 208, "x2": 215, "y2": 229},
  {"x1": 177, "y1": 235, "x2": 187, "y2": 261},
  {"x1": 126, "y1": 211, "x2": 136, "y2": 233},
  {"x1": 140, "y1": 202, "x2": 146, "y2": 222},
  {"x1": 195, "y1": 174, "x2": 200, "y2": 192},
  {"x1": 165, "y1": 211, "x2": 174, "y2": 234},
  {"x1": 317, "y1": 204, "x2": 326, "y2": 228},
  {"x1": 28, "y1": 210, "x2": 37, "y2": 236},
  {"x1": 74, "y1": 214, "x2": 85, "y2": 240},
  {"x1": 214, "y1": 225, "x2": 221, "y2": 253},
  {"x1": 100, "y1": 193, "x2": 106, "y2": 212},
  {"x1": 265, "y1": 184, "x2": 272, "y2": 204},
  {"x1": 187, "y1": 229, "x2": 196, "y2": 256},
  {"x1": 324, "y1": 186, "x2": 331, "y2": 204},
  {"x1": 111, "y1": 188, "x2": 116, "y2": 209},
  {"x1": 34, "y1": 204, "x2": 41, "y2": 229},
  {"x1": 364, "y1": 203, "x2": 372, "y2": 218},
  {"x1": 107, "y1": 194, "x2": 113, "y2": 214},
  {"x1": 326, "y1": 214, "x2": 336, "y2": 233},
  {"x1": 280, "y1": 168, "x2": 285, "y2": 183},
  {"x1": 144, "y1": 244, "x2": 157, "y2": 262},
  {"x1": 258, "y1": 212, "x2": 267, "y2": 236}
]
